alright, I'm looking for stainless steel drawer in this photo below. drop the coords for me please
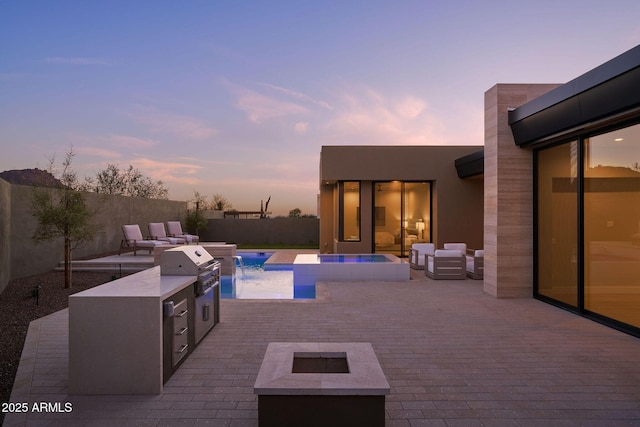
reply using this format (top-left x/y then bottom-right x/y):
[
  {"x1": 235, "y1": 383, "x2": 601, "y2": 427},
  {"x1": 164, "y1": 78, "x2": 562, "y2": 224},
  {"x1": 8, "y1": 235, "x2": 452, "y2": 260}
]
[{"x1": 172, "y1": 299, "x2": 189, "y2": 366}]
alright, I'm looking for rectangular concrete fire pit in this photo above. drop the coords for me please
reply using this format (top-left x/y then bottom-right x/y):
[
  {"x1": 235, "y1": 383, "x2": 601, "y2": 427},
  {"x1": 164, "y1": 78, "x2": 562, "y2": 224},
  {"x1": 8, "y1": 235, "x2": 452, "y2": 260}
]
[{"x1": 254, "y1": 342, "x2": 390, "y2": 427}]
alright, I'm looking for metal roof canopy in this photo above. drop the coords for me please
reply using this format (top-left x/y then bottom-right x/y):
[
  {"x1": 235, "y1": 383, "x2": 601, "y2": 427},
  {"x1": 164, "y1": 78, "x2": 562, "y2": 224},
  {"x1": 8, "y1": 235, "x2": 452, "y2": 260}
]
[
  {"x1": 509, "y1": 44, "x2": 640, "y2": 146},
  {"x1": 454, "y1": 149, "x2": 484, "y2": 178}
]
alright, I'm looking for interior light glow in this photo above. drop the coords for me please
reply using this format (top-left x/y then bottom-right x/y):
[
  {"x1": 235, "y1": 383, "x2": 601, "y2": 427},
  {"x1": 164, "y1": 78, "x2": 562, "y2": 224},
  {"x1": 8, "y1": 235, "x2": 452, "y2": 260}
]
[{"x1": 614, "y1": 138, "x2": 624, "y2": 142}]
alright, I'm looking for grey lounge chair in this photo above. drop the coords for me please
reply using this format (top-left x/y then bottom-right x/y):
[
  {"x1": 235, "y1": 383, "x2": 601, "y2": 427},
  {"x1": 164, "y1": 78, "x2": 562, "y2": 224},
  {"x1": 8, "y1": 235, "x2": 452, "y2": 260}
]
[
  {"x1": 119, "y1": 224, "x2": 169, "y2": 256},
  {"x1": 166, "y1": 221, "x2": 199, "y2": 244},
  {"x1": 148, "y1": 222, "x2": 186, "y2": 244}
]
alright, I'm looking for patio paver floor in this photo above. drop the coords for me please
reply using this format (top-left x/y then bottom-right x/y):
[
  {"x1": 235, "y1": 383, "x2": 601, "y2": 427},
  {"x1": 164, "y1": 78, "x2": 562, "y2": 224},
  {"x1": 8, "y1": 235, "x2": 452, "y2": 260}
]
[{"x1": 5, "y1": 273, "x2": 640, "y2": 426}]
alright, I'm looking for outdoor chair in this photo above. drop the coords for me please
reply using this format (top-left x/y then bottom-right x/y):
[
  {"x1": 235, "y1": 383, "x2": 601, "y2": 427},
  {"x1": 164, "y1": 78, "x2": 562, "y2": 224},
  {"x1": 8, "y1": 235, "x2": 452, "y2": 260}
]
[
  {"x1": 409, "y1": 243, "x2": 435, "y2": 270},
  {"x1": 166, "y1": 221, "x2": 199, "y2": 244},
  {"x1": 148, "y1": 222, "x2": 186, "y2": 244},
  {"x1": 425, "y1": 249, "x2": 466, "y2": 280},
  {"x1": 466, "y1": 249, "x2": 484, "y2": 280},
  {"x1": 119, "y1": 224, "x2": 169, "y2": 256}
]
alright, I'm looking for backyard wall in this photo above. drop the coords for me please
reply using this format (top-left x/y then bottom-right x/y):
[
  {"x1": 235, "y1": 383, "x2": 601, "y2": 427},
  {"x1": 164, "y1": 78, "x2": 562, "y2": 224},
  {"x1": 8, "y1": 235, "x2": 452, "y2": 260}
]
[
  {"x1": 0, "y1": 179, "x2": 11, "y2": 294},
  {"x1": 203, "y1": 217, "x2": 319, "y2": 247},
  {"x1": 3, "y1": 181, "x2": 187, "y2": 287}
]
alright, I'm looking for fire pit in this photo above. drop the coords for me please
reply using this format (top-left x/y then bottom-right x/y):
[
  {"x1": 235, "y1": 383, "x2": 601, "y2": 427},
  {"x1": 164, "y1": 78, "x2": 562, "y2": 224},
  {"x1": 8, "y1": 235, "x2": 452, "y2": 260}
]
[{"x1": 254, "y1": 342, "x2": 389, "y2": 427}]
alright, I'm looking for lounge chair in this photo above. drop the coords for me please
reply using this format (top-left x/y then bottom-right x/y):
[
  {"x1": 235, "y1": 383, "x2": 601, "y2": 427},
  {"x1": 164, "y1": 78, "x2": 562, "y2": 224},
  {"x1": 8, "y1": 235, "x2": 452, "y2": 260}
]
[
  {"x1": 148, "y1": 222, "x2": 186, "y2": 244},
  {"x1": 119, "y1": 224, "x2": 169, "y2": 256},
  {"x1": 425, "y1": 249, "x2": 466, "y2": 280},
  {"x1": 409, "y1": 243, "x2": 435, "y2": 270},
  {"x1": 166, "y1": 221, "x2": 199, "y2": 244},
  {"x1": 466, "y1": 249, "x2": 484, "y2": 280}
]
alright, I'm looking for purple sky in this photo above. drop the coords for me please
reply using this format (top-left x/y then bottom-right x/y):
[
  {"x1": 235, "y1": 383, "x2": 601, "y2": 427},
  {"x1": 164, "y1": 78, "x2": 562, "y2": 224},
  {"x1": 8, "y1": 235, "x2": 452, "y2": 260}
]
[{"x1": 2, "y1": 1, "x2": 639, "y2": 215}]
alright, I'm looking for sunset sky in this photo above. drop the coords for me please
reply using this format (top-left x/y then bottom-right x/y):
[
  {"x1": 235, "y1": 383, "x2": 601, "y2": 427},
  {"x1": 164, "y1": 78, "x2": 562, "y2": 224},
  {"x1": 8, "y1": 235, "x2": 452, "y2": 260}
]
[{"x1": 2, "y1": 1, "x2": 639, "y2": 215}]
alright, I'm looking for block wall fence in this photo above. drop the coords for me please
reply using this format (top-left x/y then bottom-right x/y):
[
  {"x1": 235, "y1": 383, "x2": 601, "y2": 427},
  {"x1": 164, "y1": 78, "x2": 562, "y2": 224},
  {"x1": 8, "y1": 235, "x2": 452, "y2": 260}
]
[{"x1": 0, "y1": 179, "x2": 187, "y2": 293}]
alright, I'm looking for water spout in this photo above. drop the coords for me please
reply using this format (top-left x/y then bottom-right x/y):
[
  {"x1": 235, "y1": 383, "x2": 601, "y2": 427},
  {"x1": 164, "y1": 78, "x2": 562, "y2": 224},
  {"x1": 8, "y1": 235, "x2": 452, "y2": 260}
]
[{"x1": 234, "y1": 255, "x2": 245, "y2": 277}]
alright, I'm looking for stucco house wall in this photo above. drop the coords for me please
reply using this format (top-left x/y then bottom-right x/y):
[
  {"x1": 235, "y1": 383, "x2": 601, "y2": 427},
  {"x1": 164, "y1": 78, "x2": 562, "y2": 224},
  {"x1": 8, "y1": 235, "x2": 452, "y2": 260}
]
[{"x1": 319, "y1": 145, "x2": 484, "y2": 254}]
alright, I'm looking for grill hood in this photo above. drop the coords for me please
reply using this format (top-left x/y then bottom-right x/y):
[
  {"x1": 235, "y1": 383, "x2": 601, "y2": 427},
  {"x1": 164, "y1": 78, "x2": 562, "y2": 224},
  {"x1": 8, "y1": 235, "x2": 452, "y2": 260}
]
[{"x1": 160, "y1": 245, "x2": 215, "y2": 276}]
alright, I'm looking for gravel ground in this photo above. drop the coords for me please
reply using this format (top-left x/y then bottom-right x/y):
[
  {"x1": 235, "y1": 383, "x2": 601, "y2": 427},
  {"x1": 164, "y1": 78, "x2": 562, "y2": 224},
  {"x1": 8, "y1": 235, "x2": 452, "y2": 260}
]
[{"x1": 0, "y1": 270, "x2": 128, "y2": 423}]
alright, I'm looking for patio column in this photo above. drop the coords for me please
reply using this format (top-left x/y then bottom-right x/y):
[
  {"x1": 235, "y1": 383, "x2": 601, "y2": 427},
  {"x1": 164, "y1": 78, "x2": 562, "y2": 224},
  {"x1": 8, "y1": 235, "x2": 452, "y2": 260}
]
[{"x1": 483, "y1": 84, "x2": 559, "y2": 298}]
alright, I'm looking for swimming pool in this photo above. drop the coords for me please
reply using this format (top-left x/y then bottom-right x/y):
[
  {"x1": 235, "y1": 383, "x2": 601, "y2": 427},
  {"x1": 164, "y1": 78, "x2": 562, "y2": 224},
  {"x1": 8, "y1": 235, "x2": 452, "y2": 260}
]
[
  {"x1": 222, "y1": 252, "x2": 409, "y2": 300},
  {"x1": 221, "y1": 252, "x2": 315, "y2": 300}
]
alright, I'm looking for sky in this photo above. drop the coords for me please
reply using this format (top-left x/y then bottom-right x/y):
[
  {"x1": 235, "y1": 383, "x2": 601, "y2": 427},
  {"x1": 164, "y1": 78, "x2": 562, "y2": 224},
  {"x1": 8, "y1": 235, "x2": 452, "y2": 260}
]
[{"x1": 1, "y1": 1, "x2": 639, "y2": 216}]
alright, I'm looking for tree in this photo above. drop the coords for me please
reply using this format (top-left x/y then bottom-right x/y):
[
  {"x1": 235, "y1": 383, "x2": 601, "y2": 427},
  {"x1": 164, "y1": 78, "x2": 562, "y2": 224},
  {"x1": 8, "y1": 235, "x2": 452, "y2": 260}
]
[
  {"x1": 288, "y1": 208, "x2": 302, "y2": 218},
  {"x1": 89, "y1": 164, "x2": 168, "y2": 199},
  {"x1": 31, "y1": 149, "x2": 100, "y2": 288},
  {"x1": 184, "y1": 191, "x2": 208, "y2": 235},
  {"x1": 211, "y1": 193, "x2": 232, "y2": 211}
]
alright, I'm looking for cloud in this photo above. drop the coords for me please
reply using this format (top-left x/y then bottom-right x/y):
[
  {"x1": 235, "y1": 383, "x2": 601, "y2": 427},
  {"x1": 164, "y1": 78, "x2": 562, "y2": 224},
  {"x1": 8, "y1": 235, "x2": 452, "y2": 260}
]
[
  {"x1": 324, "y1": 85, "x2": 448, "y2": 145},
  {"x1": 130, "y1": 110, "x2": 218, "y2": 140},
  {"x1": 259, "y1": 83, "x2": 334, "y2": 111},
  {"x1": 235, "y1": 88, "x2": 308, "y2": 123},
  {"x1": 294, "y1": 122, "x2": 309, "y2": 134},
  {"x1": 107, "y1": 134, "x2": 157, "y2": 149},
  {"x1": 45, "y1": 57, "x2": 112, "y2": 65},
  {"x1": 75, "y1": 146, "x2": 121, "y2": 159},
  {"x1": 130, "y1": 157, "x2": 204, "y2": 185}
]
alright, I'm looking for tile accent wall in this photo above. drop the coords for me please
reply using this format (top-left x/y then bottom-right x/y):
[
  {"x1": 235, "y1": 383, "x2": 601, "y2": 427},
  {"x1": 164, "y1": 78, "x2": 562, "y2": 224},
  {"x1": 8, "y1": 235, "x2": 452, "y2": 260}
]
[{"x1": 483, "y1": 84, "x2": 560, "y2": 298}]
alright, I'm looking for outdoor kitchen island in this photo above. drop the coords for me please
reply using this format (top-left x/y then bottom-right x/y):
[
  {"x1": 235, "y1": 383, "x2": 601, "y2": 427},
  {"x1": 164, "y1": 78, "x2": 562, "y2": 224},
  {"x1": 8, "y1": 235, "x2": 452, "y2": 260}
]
[{"x1": 69, "y1": 246, "x2": 220, "y2": 395}]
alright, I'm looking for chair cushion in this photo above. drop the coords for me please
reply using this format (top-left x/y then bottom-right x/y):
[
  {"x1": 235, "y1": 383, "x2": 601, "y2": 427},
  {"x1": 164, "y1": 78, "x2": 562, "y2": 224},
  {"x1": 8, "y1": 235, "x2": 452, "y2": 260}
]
[
  {"x1": 434, "y1": 249, "x2": 462, "y2": 257},
  {"x1": 148, "y1": 223, "x2": 167, "y2": 239},
  {"x1": 411, "y1": 243, "x2": 435, "y2": 255},
  {"x1": 166, "y1": 221, "x2": 183, "y2": 236},
  {"x1": 135, "y1": 239, "x2": 167, "y2": 247},
  {"x1": 444, "y1": 243, "x2": 467, "y2": 253},
  {"x1": 466, "y1": 257, "x2": 475, "y2": 272},
  {"x1": 123, "y1": 224, "x2": 143, "y2": 241},
  {"x1": 474, "y1": 249, "x2": 484, "y2": 257}
]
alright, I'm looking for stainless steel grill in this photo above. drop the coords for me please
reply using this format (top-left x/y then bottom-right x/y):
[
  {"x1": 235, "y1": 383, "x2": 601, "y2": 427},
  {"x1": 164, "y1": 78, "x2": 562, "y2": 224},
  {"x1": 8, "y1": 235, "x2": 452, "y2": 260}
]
[{"x1": 160, "y1": 245, "x2": 220, "y2": 344}]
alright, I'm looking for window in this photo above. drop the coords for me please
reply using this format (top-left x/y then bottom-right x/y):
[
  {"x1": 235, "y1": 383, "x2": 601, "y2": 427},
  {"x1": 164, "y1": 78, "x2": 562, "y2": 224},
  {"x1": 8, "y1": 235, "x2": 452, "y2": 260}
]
[{"x1": 340, "y1": 181, "x2": 360, "y2": 241}]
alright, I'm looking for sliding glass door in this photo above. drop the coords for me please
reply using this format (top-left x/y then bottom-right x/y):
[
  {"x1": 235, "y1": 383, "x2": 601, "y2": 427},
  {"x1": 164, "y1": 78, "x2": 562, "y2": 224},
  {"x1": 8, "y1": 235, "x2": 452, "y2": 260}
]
[
  {"x1": 373, "y1": 181, "x2": 431, "y2": 257},
  {"x1": 535, "y1": 122, "x2": 640, "y2": 333}
]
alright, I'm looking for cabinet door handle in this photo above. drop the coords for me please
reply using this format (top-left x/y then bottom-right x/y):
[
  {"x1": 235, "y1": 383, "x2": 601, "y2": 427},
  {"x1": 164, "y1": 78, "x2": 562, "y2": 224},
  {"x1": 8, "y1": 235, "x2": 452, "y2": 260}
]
[
  {"x1": 176, "y1": 310, "x2": 188, "y2": 317},
  {"x1": 177, "y1": 344, "x2": 188, "y2": 354},
  {"x1": 175, "y1": 327, "x2": 188, "y2": 336},
  {"x1": 202, "y1": 304, "x2": 210, "y2": 322}
]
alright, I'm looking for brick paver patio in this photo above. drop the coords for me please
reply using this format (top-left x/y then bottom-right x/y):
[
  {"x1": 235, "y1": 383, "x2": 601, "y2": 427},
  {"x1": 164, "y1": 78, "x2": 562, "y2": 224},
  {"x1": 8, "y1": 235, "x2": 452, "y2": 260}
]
[{"x1": 5, "y1": 272, "x2": 640, "y2": 426}]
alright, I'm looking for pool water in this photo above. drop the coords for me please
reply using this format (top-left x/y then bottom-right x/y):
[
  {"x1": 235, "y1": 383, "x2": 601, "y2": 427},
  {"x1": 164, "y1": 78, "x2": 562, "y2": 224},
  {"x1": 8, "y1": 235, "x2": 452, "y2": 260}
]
[{"x1": 221, "y1": 252, "x2": 315, "y2": 300}]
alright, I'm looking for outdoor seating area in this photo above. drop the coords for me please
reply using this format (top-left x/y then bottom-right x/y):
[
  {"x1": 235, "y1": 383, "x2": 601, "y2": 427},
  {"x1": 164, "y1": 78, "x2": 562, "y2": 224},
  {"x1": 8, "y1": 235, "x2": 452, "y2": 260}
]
[
  {"x1": 411, "y1": 242, "x2": 484, "y2": 281},
  {"x1": 119, "y1": 222, "x2": 200, "y2": 256}
]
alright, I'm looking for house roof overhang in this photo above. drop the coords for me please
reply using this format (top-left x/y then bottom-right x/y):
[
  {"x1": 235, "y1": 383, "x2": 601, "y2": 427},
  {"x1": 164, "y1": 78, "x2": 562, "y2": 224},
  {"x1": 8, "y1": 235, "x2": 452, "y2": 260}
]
[
  {"x1": 454, "y1": 149, "x2": 484, "y2": 179},
  {"x1": 508, "y1": 44, "x2": 640, "y2": 147}
]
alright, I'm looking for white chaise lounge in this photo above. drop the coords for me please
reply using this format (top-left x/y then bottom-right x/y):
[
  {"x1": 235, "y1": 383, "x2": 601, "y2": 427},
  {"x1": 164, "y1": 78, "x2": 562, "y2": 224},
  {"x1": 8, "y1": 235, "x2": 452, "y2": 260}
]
[
  {"x1": 148, "y1": 222, "x2": 186, "y2": 245},
  {"x1": 119, "y1": 224, "x2": 168, "y2": 256},
  {"x1": 425, "y1": 249, "x2": 466, "y2": 280},
  {"x1": 166, "y1": 221, "x2": 199, "y2": 244},
  {"x1": 409, "y1": 243, "x2": 435, "y2": 270}
]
